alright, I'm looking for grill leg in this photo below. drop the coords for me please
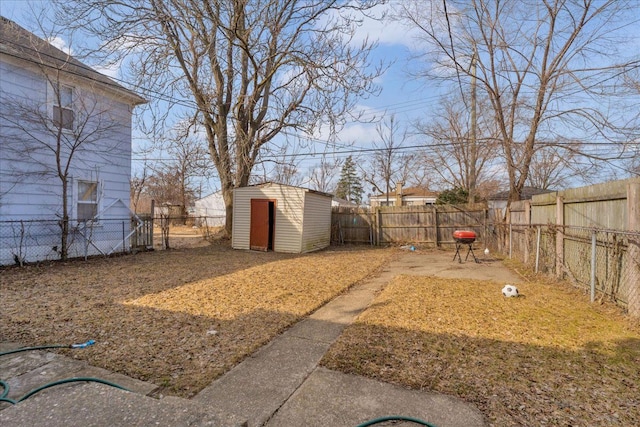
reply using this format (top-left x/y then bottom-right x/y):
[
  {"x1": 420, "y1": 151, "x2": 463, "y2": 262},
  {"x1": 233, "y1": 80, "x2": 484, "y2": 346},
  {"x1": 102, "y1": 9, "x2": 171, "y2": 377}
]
[
  {"x1": 453, "y1": 243, "x2": 463, "y2": 263},
  {"x1": 465, "y1": 244, "x2": 479, "y2": 263}
]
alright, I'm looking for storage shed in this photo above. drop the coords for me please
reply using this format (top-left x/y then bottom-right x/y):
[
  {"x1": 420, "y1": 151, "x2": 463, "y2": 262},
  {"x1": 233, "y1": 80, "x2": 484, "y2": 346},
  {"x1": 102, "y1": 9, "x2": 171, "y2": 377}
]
[{"x1": 232, "y1": 183, "x2": 332, "y2": 253}]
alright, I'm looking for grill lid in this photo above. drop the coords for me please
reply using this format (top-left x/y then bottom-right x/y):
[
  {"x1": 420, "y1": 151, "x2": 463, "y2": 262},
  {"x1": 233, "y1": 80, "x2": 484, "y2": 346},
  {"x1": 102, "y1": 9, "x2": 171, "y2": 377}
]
[{"x1": 453, "y1": 230, "x2": 477, "y2": 243}]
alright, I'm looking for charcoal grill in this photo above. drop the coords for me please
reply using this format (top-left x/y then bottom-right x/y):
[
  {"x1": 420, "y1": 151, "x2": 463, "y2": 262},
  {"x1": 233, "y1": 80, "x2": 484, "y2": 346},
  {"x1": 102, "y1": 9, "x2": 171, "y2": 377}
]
[{"x1": 453, "y1": 230, "x2": 479, "y2": 263}]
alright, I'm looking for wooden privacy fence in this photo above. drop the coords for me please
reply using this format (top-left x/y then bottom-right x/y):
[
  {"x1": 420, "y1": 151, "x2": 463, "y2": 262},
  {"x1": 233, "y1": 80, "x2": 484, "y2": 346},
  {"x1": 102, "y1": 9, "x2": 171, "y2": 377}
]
[
  {"x1": 331, "y1": 203, "x2": 490, "y2": 248},
  {"x1": 499, "y1": 177, "x2": 640, "y2": 317}
]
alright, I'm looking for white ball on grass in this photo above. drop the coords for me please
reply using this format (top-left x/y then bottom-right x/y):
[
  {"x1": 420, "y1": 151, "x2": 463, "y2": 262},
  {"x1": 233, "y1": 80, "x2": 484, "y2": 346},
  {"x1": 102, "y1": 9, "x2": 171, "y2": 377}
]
[{"x1": 502, "y1": 284, "x2": 519, "y2": 298}]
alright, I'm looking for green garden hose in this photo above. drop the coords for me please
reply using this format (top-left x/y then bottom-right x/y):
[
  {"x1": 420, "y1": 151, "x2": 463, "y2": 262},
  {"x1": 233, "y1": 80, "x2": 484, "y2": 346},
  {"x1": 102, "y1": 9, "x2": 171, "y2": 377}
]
[
  {"x1": 356, "y1": 415, "x2": 438, "y2": 427},
  {"x1": 3, "y1": 343, "x2": 437, "y2": 427},
  {"x1": 0, "y1": 340, "x2": 129, "y2": 405}
]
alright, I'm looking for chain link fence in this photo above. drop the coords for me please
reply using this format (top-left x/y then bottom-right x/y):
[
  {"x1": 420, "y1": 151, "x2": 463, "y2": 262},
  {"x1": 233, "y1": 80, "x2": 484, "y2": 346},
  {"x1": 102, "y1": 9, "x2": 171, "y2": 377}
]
[
  {"x1": 0, "y1": 215, "x2": 228, "y2": 265},
  {"x1": 485, "y1": 223, "x2": 640, "y2": 308},
  {"x1": 0, "y1": 218, "x2": 150, "y2": 266}
]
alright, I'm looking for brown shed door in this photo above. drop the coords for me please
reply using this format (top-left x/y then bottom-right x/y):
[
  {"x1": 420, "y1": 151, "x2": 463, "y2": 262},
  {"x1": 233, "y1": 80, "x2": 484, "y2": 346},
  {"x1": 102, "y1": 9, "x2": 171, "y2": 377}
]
[{"x1": 250, "y1": 199, "x2": 275, "y2": 251}]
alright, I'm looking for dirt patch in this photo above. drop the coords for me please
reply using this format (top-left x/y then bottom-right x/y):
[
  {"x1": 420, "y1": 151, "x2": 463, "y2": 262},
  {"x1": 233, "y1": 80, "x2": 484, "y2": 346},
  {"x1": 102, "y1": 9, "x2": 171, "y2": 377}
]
[
  {"x1": 322, "y1": 273, "x2": 640, "y2": 426},
  {"x1": 152, "y1": 225, "x2": 214, "y2": 250},
  {"x1": 0, "y1": 243, "x2": 395, "y2": 397}
]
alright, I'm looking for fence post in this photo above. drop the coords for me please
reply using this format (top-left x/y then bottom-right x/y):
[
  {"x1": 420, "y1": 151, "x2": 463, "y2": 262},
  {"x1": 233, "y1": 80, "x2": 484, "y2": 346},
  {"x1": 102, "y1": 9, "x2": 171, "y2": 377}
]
[
  {"x1": 626, "y1": 180, "x2": 640, "y2": 317},
  {"x1": 556, "y1": 195, "x2": 564, "y2": 279},
  {"x1": 509, "y1": 222, "x2": 512, "y2": 259},
  {"x1": 524, "y1": 201, "x2": 531, "y2": 264},
  {"x1": 377, "y1": 208, "x2": 383, "y2": 246},
  {"x1": 434, "y1": 206, "x2": 439, "y2": 248},
  {"x1": 535, "y1": 225, "x2": 541, "y2": 273},
  {"x1": 591, "y1": 230, "x2": 597, "y2": 303}
]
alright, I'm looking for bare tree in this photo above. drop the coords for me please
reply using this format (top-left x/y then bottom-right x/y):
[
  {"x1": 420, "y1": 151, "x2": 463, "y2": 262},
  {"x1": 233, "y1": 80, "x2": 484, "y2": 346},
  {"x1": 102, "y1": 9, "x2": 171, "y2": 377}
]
[
  {"x1": 161, "y1": 128, "x2": 214, "y2": 216},
  {"x1": 1, "y1": 23, "x2": 126, "y2": 259},
  {"x1": 398, "y1": 0, "x2": 640, "y2": 205},
  {"x1": 309, "y1": 155, "x2": 342, "y2": 193},
  {"x1": 414, "y1": 95, "x2": 500, "y2": 196},
  {"x1": 56, "y1": 0, "x2": 384, "y2": 234},
  {"x1": 130, "y1": 166, "x2": 149, "y2": 214},
  {"x1": 253, "y1": 142, "x2": 305, "y2": 187},
  {"x1": 361, "y1": 115, "x2": 417, "y2": 202},
  {"x1": 526, "y1": 143, "x2": 594, "y2": 190},
  {"x1": 265, "y1": 161, "x2": 304, "y2": 187}
]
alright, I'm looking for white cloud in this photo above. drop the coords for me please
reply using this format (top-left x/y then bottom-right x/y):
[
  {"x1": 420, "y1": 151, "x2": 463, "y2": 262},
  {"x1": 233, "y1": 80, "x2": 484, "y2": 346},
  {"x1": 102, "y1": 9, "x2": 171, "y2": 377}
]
[
  {"x1": 47, "y1": 36, "x2": 73, "y2": 55},
  {"x1": 93, "y1": 61, "x2": 121, "y2": 79},
  {"x1": 351, "y1": 4, "x2": 420, "y2": 48},
  {"x1": 317, "y1": 1, "x2": 423, "y2": 51}
]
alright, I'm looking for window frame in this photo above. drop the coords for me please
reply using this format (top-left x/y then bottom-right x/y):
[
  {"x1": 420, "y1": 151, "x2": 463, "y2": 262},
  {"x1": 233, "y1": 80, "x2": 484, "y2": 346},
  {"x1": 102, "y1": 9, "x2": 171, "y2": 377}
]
[
  {"x1": 51, "y1": 83, "x2": 75, "y2": 131},
  {"x1": 75, "y1": 179, "x2": 100, "y2": 223}
]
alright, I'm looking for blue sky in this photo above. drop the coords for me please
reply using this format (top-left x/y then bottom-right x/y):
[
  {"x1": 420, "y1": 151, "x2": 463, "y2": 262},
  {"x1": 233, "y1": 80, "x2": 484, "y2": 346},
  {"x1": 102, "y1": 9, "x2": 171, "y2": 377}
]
[
  {"x1": 3, "y1": 1, "x2": 639, "y2": 196},
  {"x1": 1, "y1": 0, "x2": 442, "y2": 195}
]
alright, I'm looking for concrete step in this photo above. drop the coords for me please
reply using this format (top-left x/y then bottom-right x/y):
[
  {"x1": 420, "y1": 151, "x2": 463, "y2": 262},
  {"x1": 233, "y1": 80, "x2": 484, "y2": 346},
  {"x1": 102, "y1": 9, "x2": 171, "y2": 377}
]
[
  {"x1": 0, "y1": 344, "x2": 246, "y2": 427},
  {"x1": 0, "y1": 382, "x2": 246, "y2": 427}
]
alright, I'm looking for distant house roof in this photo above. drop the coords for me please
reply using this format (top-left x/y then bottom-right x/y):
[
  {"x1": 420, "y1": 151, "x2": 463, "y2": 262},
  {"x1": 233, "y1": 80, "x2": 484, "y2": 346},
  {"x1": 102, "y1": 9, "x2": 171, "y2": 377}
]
[
  {"x1": 371, "y1": 186, "x2": 438, "y2": 199},
  {"x1": 0, "y1": 16, "x2": 146, "y2": 105},
  {"x1": 488, "y1": 186, "x2": 554, "y2": 201},
  {"x1": 331, "y1": 196, "x2": 358, "y2": 207}
]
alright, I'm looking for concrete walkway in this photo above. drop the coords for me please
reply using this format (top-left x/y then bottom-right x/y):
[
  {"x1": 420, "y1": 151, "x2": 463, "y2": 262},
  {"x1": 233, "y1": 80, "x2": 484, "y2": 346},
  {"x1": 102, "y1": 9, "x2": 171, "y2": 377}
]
[
  {"x1": 193, "y1": 250, "x2": 516, "y2": 426},
  {"x1": 1, "y1": 250, "x2": 518, "y2": 427}
]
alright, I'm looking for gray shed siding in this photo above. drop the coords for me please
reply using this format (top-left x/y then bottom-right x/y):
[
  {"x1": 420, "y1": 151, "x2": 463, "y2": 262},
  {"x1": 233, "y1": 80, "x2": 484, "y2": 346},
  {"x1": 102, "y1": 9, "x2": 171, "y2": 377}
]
[
  {"x1": 231, "y1": 183, "x2": 331, "y2": 253},
  {"x1": 301, "y1": 192, "x2": 332, "y2": 252}
]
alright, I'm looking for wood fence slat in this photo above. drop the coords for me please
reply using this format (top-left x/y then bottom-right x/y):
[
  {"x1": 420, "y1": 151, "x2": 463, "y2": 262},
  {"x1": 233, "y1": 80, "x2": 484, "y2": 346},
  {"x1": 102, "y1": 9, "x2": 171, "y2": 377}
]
[{"x1": 331, "y1": 204, "x2": 488, "y2": 247}]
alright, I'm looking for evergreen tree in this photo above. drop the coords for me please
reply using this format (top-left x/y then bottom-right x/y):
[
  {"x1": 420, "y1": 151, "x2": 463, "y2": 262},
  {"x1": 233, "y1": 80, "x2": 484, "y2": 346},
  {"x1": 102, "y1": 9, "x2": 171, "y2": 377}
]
[
  {"x1": 436, "y1": 187, "x2": 469, "y2": 205},
  {"x1": 335, "y1": 156, "x2": 363, "y2": 204}
]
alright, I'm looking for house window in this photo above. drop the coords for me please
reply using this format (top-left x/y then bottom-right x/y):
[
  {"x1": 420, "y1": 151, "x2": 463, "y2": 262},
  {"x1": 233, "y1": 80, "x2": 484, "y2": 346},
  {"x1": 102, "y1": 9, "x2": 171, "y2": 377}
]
[
  {"x1": 53, "y1": 84, "x2": 74, "y2": 130},
  {"x1": 77, "y1": 180, "x2": 98, "y2": 222}
]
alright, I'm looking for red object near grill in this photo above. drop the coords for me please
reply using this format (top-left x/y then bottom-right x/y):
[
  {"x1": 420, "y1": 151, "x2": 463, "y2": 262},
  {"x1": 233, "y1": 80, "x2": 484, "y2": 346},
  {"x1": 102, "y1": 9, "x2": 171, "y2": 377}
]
[
  {"x1": 453, "y1": 230, "x2": 477, "y2": 244},
  {"x1": 453, "y1": 230, "x2": 479, "y2": 263}
]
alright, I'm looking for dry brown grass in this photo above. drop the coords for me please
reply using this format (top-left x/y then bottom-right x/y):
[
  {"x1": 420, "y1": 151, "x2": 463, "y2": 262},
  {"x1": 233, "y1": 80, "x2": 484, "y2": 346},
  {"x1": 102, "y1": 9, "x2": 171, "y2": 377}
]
[
  {"x1": 0, "y1": 244, "x2": 395, "y2": 397},
  {"x1": 321, "y1": 275, "x2": 640, "y2": 426}
]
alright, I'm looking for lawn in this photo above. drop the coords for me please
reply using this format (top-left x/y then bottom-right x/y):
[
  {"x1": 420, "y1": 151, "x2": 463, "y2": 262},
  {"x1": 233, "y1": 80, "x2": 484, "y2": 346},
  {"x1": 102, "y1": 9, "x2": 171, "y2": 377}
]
[
  {"x1": 3, "y1": 243, "x2": 639, "y2": 426},
  {"x1": 321, "y1": 275, "x2": 640, "y2": 426},
  {"x1": 0, "y1": 244, "x2": 395, "y2": 397}
]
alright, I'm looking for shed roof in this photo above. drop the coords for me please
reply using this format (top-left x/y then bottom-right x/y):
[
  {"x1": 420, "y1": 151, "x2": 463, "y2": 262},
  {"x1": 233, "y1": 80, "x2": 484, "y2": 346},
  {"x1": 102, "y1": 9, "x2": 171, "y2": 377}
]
[
  {"x1": 0, "y1": 16, "x2": 146, "y2": 106},
  {"x1": 238, "y1": 182, "x2": 333, "y2": 199}
]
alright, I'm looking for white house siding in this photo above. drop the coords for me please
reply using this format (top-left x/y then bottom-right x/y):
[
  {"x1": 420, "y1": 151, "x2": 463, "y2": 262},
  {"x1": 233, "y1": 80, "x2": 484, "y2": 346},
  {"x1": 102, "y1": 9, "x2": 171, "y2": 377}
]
[
  {"x1": 0, "y1": 41, "x2": 139, "y2": 265},
  {"x1": 194, "y1": 191, "x2": 226, "y2": 227},
  {"x1": 301, "y1": 192, "x2": 332, "y2": 253}
]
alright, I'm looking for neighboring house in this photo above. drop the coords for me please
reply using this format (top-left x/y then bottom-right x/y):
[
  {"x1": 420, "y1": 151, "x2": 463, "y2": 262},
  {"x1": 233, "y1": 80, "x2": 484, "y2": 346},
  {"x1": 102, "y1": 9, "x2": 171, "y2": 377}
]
[
  {"x1": 369, "y1": 184, "x2": 438, "y2": 207},
  {"x1": 0, "y1": 17, "x2": 145, "y2": 265},
  {"x1": 232, "y1": 182, "x2": 332, "y2": 253},
  {"x1": 194, "y1": 191, "x2": 226, "y2": 227},
  {"x1": 487, "y1": 187, "x2": 555, "y2": 212},
  {"x1": 331, "y1": 196, "x2": 359, "y2": 208}
]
